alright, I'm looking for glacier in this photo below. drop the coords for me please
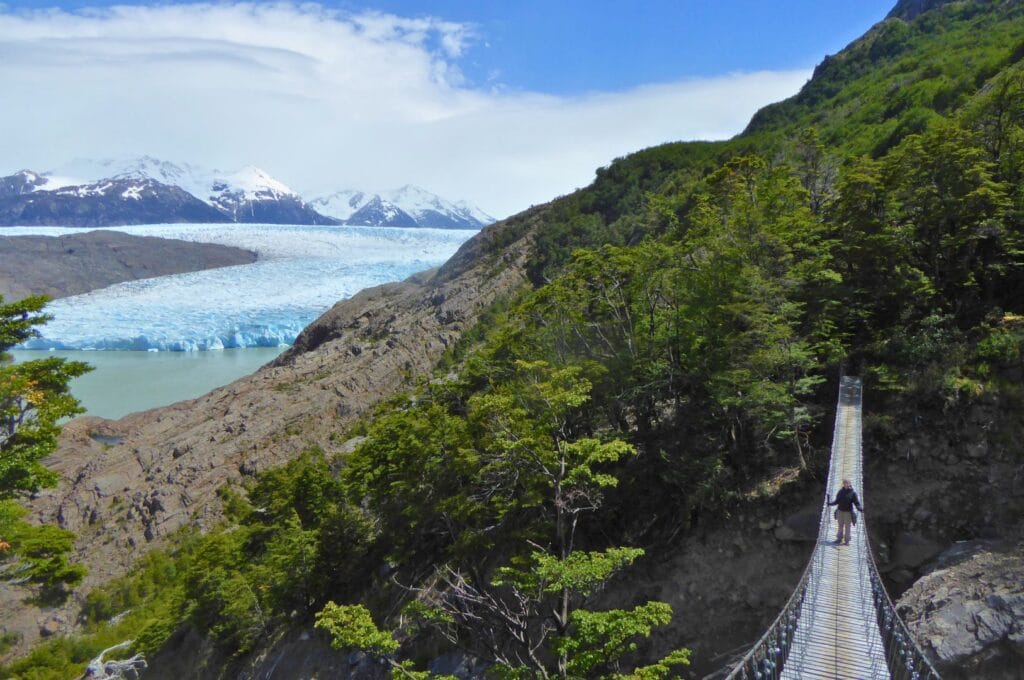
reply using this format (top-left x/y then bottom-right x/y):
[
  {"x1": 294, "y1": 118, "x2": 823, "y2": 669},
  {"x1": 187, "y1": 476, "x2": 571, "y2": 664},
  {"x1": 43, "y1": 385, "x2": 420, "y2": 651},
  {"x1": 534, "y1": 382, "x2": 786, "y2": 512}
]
[{"x1": 8, "y1": 224, "x2": 475, "y2": 351}]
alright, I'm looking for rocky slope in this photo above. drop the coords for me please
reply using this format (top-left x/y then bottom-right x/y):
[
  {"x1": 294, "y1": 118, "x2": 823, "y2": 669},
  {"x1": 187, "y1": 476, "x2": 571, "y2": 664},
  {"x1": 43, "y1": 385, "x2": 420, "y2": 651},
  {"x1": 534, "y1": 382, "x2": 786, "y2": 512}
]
[
  {"x1": 0, "y1": 230, "x2": 256, "y2": 301},
  {"x1": 888, "y1": 0, "x2": 960, "y2": 21},
  {"x1": 0, "y1": 209, "x2": 539, "y2": 656}
]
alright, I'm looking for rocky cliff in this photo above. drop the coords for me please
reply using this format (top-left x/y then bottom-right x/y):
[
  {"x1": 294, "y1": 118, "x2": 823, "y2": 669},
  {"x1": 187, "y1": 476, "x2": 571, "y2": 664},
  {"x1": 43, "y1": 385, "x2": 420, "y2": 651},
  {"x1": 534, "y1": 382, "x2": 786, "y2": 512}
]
[{"x1": 0, "y1": 230, "x2": 256, "y2": 301}]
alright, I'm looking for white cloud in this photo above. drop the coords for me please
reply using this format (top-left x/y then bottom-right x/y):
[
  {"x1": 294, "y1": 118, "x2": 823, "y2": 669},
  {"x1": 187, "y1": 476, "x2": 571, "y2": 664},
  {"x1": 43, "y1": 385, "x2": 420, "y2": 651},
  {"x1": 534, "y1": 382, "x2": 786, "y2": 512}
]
[{"x1": 0, "y1": 3, "x2": 810, "y2": 218}]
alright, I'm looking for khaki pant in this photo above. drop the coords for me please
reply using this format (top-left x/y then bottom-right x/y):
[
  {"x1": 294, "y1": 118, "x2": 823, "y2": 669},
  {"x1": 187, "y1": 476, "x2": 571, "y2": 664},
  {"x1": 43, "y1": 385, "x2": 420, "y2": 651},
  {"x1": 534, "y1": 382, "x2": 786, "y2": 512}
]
[{"x1": 836, "y1": 511, "x2": 853, "y2": 544}]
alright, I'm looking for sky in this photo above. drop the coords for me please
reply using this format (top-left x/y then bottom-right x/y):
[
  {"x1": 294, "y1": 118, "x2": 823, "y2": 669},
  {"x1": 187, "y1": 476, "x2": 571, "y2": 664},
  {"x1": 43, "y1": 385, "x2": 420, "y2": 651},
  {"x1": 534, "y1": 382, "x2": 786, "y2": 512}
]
[{"x1": 0, "y1": 1, "x2": 896, "y2": 218}]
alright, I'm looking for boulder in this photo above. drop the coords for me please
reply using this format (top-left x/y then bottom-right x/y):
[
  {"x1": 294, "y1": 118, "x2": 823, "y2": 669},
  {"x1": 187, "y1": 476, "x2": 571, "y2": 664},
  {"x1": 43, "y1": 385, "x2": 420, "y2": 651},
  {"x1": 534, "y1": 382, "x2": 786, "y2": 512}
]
[{"x1": 898, "y1": 541, "x2": 1024, "y2": 679}]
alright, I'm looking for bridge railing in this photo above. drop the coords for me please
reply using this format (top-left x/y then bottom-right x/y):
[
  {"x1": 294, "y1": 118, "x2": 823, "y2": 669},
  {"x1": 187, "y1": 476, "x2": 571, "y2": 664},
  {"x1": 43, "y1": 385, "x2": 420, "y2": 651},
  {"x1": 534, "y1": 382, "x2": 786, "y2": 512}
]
[
  {"x1": 721, "y1": 377, "x2": 942, "y2": 680},
  {"x1": 720, "y1": 376, "x2": 851, "y2": 680},
  {"x1": 851, "y1": 379, "x2": 941, "y2": 680},
  {"x1": 864, "y1": 524, "x2": 942, "y2": 680}
]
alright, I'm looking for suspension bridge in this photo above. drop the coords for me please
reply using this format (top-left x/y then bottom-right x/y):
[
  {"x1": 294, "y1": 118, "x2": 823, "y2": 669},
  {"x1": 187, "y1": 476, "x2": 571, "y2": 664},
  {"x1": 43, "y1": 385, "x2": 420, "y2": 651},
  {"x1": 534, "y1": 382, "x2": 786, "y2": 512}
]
[{"x1": 723, "y1": 376, "x2": 941, "y2": 680}]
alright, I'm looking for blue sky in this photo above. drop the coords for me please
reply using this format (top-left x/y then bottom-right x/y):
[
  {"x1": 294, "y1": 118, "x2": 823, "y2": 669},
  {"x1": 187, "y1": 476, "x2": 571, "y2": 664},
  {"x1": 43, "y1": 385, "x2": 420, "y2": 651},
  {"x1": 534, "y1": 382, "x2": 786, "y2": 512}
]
[
  {"x1": 5, "y1": 0, "x2": 897, "y2": 92},
  {"x1": 0, "y1": 1, "x2": 898, "y2": 216},
  {"x1": 360, "y1": 1, "x2": 897, "y2": 93}
]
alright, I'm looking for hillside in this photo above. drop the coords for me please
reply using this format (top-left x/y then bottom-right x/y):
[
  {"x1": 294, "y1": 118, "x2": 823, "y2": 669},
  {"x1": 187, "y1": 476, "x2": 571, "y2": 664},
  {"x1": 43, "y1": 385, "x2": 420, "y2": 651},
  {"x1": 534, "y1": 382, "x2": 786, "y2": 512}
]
[
  {"x1": 0, "y1": 230, "x2": 256, "y2": 302},
  {"x1": 2, "y1": 1, "x2": 1023, "y2": 678}
]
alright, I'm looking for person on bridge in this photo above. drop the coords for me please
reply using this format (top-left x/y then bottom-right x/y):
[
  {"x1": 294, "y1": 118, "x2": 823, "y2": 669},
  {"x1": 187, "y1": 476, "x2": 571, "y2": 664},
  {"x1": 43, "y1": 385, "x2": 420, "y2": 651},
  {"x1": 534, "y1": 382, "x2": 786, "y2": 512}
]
[{"x1": 828, "y1": 478, "x2": 863, "y2": 545}]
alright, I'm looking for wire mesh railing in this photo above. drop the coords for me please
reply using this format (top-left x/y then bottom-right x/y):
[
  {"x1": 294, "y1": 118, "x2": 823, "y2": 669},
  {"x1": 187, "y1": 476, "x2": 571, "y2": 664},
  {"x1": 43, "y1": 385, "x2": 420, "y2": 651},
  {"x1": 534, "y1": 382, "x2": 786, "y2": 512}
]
[{"x1": 864, "y1": 526, "x2": 942, "y2": 679}]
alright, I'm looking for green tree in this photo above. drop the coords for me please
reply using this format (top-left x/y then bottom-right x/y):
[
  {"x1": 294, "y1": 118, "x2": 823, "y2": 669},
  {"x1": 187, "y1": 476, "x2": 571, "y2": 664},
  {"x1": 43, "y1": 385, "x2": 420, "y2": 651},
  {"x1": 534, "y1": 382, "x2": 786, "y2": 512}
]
[
  {"x1": 1, "y1": 296, "x2": 92, "y2": 495},
  {"x1": 883, "y1": 120, "x2": 1010, "y2": 325},
  {"x1": 316, "y1": 603, "x2": 456, "y2": 680},
  {"x1": 0, "y1": 295, "x2": 91, "y2": 599},
  {"x1": 409, "y1": 362, "x2": 688, "y2": 679}
]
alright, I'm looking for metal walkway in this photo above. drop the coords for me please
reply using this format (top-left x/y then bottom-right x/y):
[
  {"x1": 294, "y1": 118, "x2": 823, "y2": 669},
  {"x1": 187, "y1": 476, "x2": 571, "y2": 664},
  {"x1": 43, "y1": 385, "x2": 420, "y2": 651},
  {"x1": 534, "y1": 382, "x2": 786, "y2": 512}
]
[{"x1": 724, "y1": 377, "x2": 941, "y2": 680}]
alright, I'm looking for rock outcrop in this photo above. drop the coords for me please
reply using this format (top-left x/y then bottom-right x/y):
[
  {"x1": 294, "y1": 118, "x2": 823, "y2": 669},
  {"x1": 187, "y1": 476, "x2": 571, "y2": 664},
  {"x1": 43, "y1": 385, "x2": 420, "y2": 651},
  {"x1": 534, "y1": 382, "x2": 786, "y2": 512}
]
[
  {"x1": 898, "y1": 541, "x2": 1024, "y2": 679},
  {"x1": 0, "y1": 230, "x2": 256, "y2": 301}
]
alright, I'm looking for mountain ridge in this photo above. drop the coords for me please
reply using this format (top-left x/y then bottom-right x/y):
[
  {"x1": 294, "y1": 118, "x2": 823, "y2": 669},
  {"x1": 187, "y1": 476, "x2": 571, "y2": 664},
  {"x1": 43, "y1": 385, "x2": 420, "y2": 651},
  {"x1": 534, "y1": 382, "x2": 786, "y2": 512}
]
[{"x1": 0, "y1": 157, "x2": 493, "y2": 229}]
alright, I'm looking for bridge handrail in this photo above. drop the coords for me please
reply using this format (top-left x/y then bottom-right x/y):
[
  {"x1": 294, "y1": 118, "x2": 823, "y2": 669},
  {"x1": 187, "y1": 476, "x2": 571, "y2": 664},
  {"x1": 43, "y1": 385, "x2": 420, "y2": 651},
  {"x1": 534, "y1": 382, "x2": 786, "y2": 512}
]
[
  {"x1": 852, "y1": 380, "x2": 941, "y2": 680},
  {"x1": 721, "y1": 376, "x2": 852, "y2": 680},
  {"x1": 862, "y1": 515, "x2": 942, "y2": 680}
]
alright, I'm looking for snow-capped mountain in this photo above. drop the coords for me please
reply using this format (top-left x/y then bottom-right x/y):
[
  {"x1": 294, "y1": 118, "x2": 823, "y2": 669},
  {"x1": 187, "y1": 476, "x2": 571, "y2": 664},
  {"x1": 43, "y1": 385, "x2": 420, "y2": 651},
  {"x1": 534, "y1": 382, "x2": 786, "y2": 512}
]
[
  {"x1": 307, "y1": 190, "x2": 372, "y2": 222},
  {"x1": 42, "y1": 157, "x2": 336, "y2": 226},
  {"x1": 0, "y1": 157, "x2": 492, "y2": 229},
  {"x1": 0, "y1": 169, "x2": 226, "y2": 227},
  {"x1": 310, "y1": 185, "x2": 493, "y2": 229},
  {"x1": 0, "y1": 169, "x2": 49, "y2": 197}
]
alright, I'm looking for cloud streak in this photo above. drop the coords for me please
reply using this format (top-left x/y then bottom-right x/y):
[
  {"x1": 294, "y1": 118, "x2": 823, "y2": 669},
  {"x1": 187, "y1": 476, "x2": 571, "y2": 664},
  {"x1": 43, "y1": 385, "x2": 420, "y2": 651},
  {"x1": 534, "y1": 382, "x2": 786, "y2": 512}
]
[{"x1": 0, "y1": 3, "x2": 810, "y2": 218}]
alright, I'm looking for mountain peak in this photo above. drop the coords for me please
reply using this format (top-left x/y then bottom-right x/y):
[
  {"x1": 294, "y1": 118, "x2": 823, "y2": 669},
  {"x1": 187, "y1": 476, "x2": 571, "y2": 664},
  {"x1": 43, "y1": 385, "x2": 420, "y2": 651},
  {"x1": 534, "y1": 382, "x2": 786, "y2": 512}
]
[
  {"x1": 311, "y1": 185, "x2": 492, "y2": 229},
  {"x1": 218, "y1": 166, "x2": 295, "y2": 199}
]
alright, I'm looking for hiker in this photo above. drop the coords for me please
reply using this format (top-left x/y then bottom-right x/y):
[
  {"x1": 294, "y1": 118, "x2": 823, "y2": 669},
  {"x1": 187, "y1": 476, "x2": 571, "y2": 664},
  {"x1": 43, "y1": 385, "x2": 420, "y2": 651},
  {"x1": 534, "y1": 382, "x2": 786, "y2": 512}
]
[{"x1": 828, "y1": 478, "x2": 863, "y2": 545}]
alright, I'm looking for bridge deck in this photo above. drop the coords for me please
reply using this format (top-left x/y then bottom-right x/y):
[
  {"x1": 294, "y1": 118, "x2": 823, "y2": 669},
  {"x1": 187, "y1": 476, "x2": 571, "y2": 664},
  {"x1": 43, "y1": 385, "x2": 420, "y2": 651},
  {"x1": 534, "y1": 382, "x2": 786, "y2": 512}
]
[{"x1": 780, "y1": 378, "x2": 890, "y2": 680}]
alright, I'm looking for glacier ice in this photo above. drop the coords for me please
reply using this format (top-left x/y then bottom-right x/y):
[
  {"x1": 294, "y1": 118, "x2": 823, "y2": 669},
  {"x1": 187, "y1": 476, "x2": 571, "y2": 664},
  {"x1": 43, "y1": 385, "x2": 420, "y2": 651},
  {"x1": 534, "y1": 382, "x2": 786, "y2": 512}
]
[{"x1": 9, "y1": 224, "x2": 474, "y2": 351}]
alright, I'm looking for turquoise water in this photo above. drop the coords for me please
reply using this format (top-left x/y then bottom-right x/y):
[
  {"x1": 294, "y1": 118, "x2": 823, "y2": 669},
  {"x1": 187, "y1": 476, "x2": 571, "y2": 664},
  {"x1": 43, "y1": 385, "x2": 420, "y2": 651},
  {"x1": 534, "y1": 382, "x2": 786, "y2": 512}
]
[{"x1": 10, "y1": 347, "x2": 287, "y2": 420}]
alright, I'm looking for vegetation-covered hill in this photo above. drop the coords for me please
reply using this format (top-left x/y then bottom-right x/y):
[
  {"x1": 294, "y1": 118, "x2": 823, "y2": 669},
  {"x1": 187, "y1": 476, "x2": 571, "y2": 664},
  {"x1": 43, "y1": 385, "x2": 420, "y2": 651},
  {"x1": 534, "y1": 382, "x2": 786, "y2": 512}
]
[{"x1": 4, "y1": 1, "x2": 1024, "y2": 677}]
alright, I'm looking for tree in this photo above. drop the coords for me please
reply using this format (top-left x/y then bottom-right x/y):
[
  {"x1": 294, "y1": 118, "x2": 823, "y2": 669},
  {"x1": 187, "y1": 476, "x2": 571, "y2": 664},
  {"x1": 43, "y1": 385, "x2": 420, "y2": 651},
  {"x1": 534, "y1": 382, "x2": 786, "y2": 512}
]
[
  {"x1": 407, "y1": 362, "x2": 687, "y2": 679},
  {"x1": 793, "y1": 127, "x2": 838, "y2": 215},
  {"x1": 1, "y1": 295, "x2": 92, "y2": 495},
  {"x1": 0, "y1": 294, "x2": 91, "y2": 598},
  {"x1": 320, "y1": 363, "x2": 689, "y2": 679},
  {"x1": 883, "y1": 121, "x2": 1010, "y2": 325}
]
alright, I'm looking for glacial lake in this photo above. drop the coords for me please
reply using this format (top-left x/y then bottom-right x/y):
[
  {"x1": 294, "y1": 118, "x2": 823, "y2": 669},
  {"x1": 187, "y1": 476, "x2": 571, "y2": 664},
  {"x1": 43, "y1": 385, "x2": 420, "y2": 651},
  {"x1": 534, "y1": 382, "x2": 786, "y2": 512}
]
[
  {"x1": 5, "y1": 223, "x2": 475, "y2": 419},
  {"x1": 10, "y1": 347, "x2": 287, "y2": 420}
]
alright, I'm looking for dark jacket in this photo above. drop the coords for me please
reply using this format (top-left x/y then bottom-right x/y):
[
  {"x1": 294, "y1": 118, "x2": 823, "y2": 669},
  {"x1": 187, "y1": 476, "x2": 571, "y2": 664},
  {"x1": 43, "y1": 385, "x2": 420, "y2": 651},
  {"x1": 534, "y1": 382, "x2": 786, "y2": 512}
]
[{"x1": 828, "y1": 487, "x2": 863, "y2": 513}]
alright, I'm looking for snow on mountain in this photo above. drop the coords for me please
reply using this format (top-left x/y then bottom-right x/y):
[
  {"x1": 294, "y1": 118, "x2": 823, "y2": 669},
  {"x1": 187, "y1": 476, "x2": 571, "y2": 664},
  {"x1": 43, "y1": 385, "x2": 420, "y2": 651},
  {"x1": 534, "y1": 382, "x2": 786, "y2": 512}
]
[
  {"x1": 214, "y1": 166, "x2": 294, "y2": 202},
  {"x1": 452, "y1": 199, "x2": 494, "y2": 226},
  {"x1": 1, "y1": 157, "x2": 491, "y2": 228},
  {"x1": 0, "y1": 170, "x2": 49, "y2": 197},
  {"x1": 45, "y1": 156, "x2": 301, "y2": 209},
  {"x1": 311, "y1": 184, "x2": 493, "y2": 229},
  {"x1": 345, "y1": 196, "x2": 418, "y2": 228},
  {"x1": 308, "y1": 190, "x2": 372, "y2": 221},
  {"x1": 0, "y1": 157, "x2": 337, "y2": 227}
]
